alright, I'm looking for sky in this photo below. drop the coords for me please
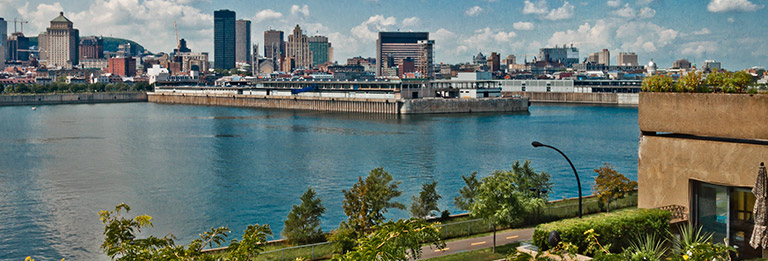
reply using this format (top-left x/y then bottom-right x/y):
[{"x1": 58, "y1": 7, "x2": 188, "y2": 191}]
[{"x1": 1, "y1": 0, "x2": 766, "y2": 70}]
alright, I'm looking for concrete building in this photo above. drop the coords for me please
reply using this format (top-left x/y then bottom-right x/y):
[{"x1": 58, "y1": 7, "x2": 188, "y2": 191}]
[
  {"x1": 617, "y1": 52, "x2": 638, "y2": 66},
  {"x1": 235, "y1": 19, "x2": 251, "y2": 64},
  {"x1": 177, "y1": 52, "x2": 209, "y2": 73},
  {"x1": 80, "y1": 59, "x2": 108, "y2": 69},
  {"x1": 704, "y1": 60, "x2": 721, "y2": 71},
  {"x1": 376, "y1": 32, "x2": 429, "y2": 77},
  {"x1": 673, "y1": 59, "x2": 691, "y2": 69},
  {"x1": 79, "y1": 36, "x2": 103, "y2": 60},
  {"x1": 539, "y1": 45, "x2": 579, "y2": 68},
  {"x1": 264, "y1": 29, "x2": 284, "y2": 60},
  {"x1": 285, "y1": 25, "x2": 311, "y2": 70},
  {"x1": 504, "y1": 54, "x2": 516, "y2": 66},
  {"x1": 598, "y1": 49, "x2": 610, "y2": 65},
  {"x1": 417, "y1": 40, "x2": 434, "y2": 78},
  {"x1": 108, "y1": 57, "x2": 136, "y2": 76},
  {"x1": 488, "y1": 52, "x2": 500, "y2": 72},
  {"x1": 117, "y1": 43, "x2": 139, "y2": 57},
  {"x1": 308, "y1": 35, "x2": 329, "y2": 67},
  {"x1": 41, "y1": 12, "x2": 80, "y2": 68},
  {"x1": 214, "y1": 9, "x2": 236, "y2": 69},
  {"x1": 7, "y1": 32, "x2": 30, "y2": 61},
  {"x1": 638, "y1": 93, "x2": 768, "y2": 259},
  {"x1": 174, "y1": 38, "x2": 191, "y2": 54}
]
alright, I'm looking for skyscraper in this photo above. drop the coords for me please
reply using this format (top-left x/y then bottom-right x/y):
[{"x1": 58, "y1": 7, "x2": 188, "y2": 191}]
[
  {"x1": 235, "y1": 19, "x2": 251, "y2": 64},
  {"x1": 214, "y1": 9, "x2": 236, "y2": 69},
  {"x1": 0, "y1": 17, "x2": 7, "y2": 66},
  {"x1": 617, "y1": 52, "x2": 638, "y2": 66},
  {"x1": 598, "y1": 49, "x2": 610, "y2": 65},
  {"x1": 264, "y1": 29, "x2": 284, "y2": 60},
  {"x1": 308, "y1": 35, "x2": 329, "y2": 67},
  {"x1": 417, "y1": 40, "x2": 434, "y2": 78},
  {"x1": 42, "y1": 12, "x2": 79, "y2": 68},
  {"x1": 285, "y1": 25, "x2": 311, "y2": 70},
  {"x1": 8, "y1": 33, "x2": 30, "y2": 61},
  {"x1": 376, "y1": 32, "x2": 429, "y2": 77}
]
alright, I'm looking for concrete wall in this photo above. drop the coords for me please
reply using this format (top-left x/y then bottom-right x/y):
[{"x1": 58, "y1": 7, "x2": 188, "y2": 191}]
[
  {"x1": 639, "y1": 92, "x2": 768, "y2": 140},
  {"x1": 638, "y1": 135, "x2": 768, "y2": 209},
  {"x1": 400, "y1": 97, "x2": 528, "y2": 114},
  {"x1": 0, "y1": 92, "x2": 148, "y2": 106},
  {"x1": 149, "y1": 92, "x2": 401, "y2": 114},
  {"x1": 503, "y1": 91, "x2": 638, "y2": 105}
]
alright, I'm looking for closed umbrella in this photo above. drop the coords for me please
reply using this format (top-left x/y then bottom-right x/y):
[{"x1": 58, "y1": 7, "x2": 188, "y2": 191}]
[{"x1": 750, "y1": 162, "x2": 768, "y2": 249}]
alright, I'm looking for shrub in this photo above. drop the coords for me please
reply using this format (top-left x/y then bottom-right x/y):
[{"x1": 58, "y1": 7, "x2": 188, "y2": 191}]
[{"x1": 533, "y1": 208, "x2": 671, "y2": 255}]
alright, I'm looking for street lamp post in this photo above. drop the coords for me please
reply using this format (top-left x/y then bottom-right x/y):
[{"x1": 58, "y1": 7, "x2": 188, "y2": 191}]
[{"x1": 532, "y1": 141, "x2": 582, "y2": 218}]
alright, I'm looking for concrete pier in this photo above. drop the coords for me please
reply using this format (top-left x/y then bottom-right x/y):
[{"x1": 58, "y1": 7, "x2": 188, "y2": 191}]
[
  {"x1": 0, "y1": 92, "x2": 148, "y2": 106},
  {"x1": 503, "y1": 91, "x2": 638, "y2": 105},
  {"x1": 148, "y1": 92, "x2": 529, "y2": 114}
]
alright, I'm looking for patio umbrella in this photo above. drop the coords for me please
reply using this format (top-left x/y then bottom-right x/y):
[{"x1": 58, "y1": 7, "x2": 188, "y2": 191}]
[{"x1": 750, "y1": 162, "x2": 768, "y2": 249}]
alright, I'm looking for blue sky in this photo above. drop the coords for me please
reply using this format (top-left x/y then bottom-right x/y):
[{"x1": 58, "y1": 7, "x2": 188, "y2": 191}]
[{"x1": 2, "y1": 0, "x2": 766, "y2": 70}]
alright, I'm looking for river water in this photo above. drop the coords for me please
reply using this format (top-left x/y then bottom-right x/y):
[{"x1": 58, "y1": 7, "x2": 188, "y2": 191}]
[{"x1": 0, "y1": 102, "x2": 638, "y2": 260}]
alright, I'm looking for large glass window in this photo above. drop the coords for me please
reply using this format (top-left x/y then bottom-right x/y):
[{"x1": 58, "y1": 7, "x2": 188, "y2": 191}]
[{"x1": 692, "y1": 181, "x2": 758, "y2": 259}]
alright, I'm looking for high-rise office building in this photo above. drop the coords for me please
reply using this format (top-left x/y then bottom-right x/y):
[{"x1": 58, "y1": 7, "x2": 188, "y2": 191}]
[
  {"x1": 417, "y1": 40, "x2": 434, "y2": 78},
  {"x1": 487, "y1": 52, "x2": 500, "y2": 72},
  {"x1": 235, "y1": 19, "x2": 251, "y2": 63},
  {"x1": 598, "y1": 49, "x2": 610, "y2": 65},
  {"x1": 285, "y1": 25, "x2": 311, "y2": 70},
  {"x1": 376, "y1": 32, "x2": 429, "y2": 76},
  {"x1": 79, "y1": 36, "x2": 103, "y2": 60},
  {"x1": 214, "y1": 9, "x2": 236, "y2": 69},
  {"x1": 539, "y1": 45, "x2": 579, "y2": 67},
  {"x1": 8, "y1": 33, "x2": 29, "y2": 61},
  {"x1": 264, "y1": 29, "x2": 284, "y2": 60},
  {"x1": 174, "y1": 38, "x2": 191, "y2": 54},
  {"x1": 617, "y1": 52, "x2": 638, "y2": 66},
  {"x1": 308, "y1": 35, "x2": 329, "y2": 67},
  {"x1": 0, "y1": 17, "x2": 7, "y2": 65},
  {"x1": 41, "y1": 12, "x2": 80, "y2": 68}
]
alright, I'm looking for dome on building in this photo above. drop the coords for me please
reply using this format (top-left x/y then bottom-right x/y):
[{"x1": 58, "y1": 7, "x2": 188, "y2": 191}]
[{"x1": 647, "y1": 59, "x2": 657, "y2": 70}]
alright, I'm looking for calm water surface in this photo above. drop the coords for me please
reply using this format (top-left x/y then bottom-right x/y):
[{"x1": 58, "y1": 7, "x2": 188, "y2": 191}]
[{"x1": 0, "y1": 102, "x2": 638, "y2": 260}]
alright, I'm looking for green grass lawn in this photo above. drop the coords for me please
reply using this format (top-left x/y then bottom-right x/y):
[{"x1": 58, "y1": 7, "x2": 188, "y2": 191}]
[{"x1": 424, "y1": 242, "x2": 521, "y2": 261}]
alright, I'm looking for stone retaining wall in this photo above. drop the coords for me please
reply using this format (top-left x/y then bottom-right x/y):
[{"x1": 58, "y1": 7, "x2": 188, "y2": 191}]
[{"x1": 0, "y1": 92, "x2": 148, "y2": 106}]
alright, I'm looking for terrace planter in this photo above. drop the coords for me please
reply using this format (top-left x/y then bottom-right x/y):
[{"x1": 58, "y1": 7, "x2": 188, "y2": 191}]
[{"x1": 639, "y1": 92, "x2": 768, "y2": 140}]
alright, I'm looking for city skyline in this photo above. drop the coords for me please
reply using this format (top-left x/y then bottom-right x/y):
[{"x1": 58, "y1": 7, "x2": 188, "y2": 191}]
[{"x1": 1, "y1": 0, "x2": 767, "y2": 70}]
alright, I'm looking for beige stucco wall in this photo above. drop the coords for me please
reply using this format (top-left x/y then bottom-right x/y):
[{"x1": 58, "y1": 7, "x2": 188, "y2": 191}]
[{"x1": 638, "y1": 135, "x2": 768, "y2": 209}]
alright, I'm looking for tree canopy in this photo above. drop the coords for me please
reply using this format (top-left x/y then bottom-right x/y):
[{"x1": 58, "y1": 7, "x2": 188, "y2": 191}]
[
  {"x1": 332, "y1": 219, "x2": 445, "y2": 260},
  {"x1": 410, "y1": 181, "x2": 441, "y2": 219},
  {"x1": 453, "y1": 172, "x2": 480, "y2": 212},
  {"x1": 283, "y1": 188, "x2": 326, "y2": 244},
  {"x1": 592, "y1": 163, "x2": 637, "y2": 211},
  {"x1": 342, "y1": 168, "x2": 405, "y2": 231}
]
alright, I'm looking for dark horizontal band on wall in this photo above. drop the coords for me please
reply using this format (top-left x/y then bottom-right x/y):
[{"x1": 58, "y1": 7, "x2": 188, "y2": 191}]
[{"x1": 642, "y1": 131, "x2": 768, "y2": 146}]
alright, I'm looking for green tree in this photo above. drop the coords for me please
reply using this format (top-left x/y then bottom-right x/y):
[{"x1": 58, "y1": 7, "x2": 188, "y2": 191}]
[
  {"x1": 409, "y1": 181, "x2": 441, "y2": 219},
  {"x1": 227, "y1": 224, "x2": 273, "y2": 260},
  {"x1": 342, "y1": 167, "x2": 405, "y2": 231},
  {"x1": 675, "y1": 71, "x2": 705, "y2": 92},
  {"x1": 332, "y1": 219, "x2": 445, "y2": 260},
  {"x1": 453, "y1": 172, "x2": 480, "y2": 212},
  {"x1": 470, "y1": 161, "x2": 550, "y2": 252},
  {"x1": 283, "y1": 188, "x2": 326, "y2": 244},
  {"x1": 592, "y1": 163, "x2": 638, "y2": 212},
  {"x1": 641, "y1": 74, "x2": 674, "y2": 92}
]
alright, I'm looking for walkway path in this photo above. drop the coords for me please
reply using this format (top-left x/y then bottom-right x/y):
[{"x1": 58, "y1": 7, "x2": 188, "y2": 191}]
[{"x1": 417, "y1": 227, "x2": 535, "y2": 260}]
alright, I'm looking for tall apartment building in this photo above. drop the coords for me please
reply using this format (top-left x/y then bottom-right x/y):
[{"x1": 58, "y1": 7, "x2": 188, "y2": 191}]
[
  {"x1": 235, "y1": 19, "x2": 251, "y2": 64},
  {"x1": 214, "y1": 9, "x2": 236, "y2": 69},
  {"x1": 617, "y1": 52, "x2": 638, "y2": 66},
  {"x1": 7, "y1": 33, "x2": 29, "y2": 61},
  {"x1": 376, "y1": 32, "x2": 429, "y2": 77},
  {"x1": 308, "y1": 35, "x2": 329, "y2": 67},
  {"x1": 40, "y1": 12, "x2": 80, "y2": 68},
  {"x1": 598, "y1": 49, "x2": 610, "y2": 65},
  {"x1": 285, "y1": 25, "x2": 311, "y2": 70},
  {"x1": 264, "y1": 29, "x2": 284, "y2": 60},
  {"x1": 487, "y1": 52, "x2": 500, "y2": 72},
  {"x1": 108, "y1": 57, "x2": 136, "y2": 76},
  {"x1": 417, "y1": 40, "x2": 434, "y2": 78},
  {"x1": 79, "y1": 36, "x2": 103, "y2": 60}
]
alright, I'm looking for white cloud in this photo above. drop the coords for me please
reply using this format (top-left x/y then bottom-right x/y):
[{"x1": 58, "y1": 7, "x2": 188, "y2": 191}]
[
  {"x1": 707, "y1": 0, "x2": 762, "y2": 12},
  {"x1": 543, "y1": 1, "x2": 574, "y2": 20},
  {"x1": 728, "y1": 17, "x2": 735, "y2": 22},
  {"x1": 616, "y1": 21, "x2": 678, "y2": 52},
  {"x1": 548, "y1": 20, "x2": 612, "y2": 49},
  {"x1": 350, "y1": 15, "x2": 396, "y2": 41},
  {"x1": 523, "y1": 0, "x2": 548, "y2": 14},
  {"x1": 290, "y1": 4, "x2": 310, "y2": 16},
  {"x1": 254, "y1": 9, "x2": 283, "y2": 23},
  {"x1": 680, "y1": 41, "x2": 718, "y2": 56},
  {"x1": 465, "y1": 6, "x2": 483, "y2": 16},
  {"x1": 613, "y1": 4, "x2": 635, "y2": 17},
  {"x1": 693, "y1": 27, "x2": 712, "y2": 35},
  {"x1": 638, "y1": 7, "x2": 656, "y2": 18},
  {"x1": 636, "y1": 0, "x2": 654, "y2": 5},
  {"x1": 402, "y1": 17, "x2": 420, "y2": 27},
  {"x1": 513, "y1": 22, "x2": 535, "y2": 30},
  {"x1": 607, "y1": 0, "x2": 621, "y2": 7}
]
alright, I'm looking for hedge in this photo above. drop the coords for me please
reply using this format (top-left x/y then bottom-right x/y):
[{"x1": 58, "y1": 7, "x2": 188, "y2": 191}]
[{"x1": 532, "y1": 208, "x2": 671, "y2": 255}]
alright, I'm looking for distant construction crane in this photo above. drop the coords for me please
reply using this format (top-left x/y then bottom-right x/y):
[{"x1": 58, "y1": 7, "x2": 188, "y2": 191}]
[
  {"x1": 12, "y1": 18, "x2": 29, "y2": 34},
  {"x1": 174, "y1": 21, "x2": 180, "y2": 51}
]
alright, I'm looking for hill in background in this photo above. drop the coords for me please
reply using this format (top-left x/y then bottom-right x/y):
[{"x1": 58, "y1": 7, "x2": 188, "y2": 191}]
[{"x1": 28, "y1": 36, "x2": 147, "y2": 54}]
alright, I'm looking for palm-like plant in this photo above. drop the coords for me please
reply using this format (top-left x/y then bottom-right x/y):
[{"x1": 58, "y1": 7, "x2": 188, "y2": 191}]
[
  {"x1": 624, "y1": 233, "x2": 668, "y2": 261},
  {"x1": 670, "y1": 222, "x2": 713, "y2": 256}
]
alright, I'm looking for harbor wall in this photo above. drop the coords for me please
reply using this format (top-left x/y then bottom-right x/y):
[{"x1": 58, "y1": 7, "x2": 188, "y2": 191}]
[
  {"x1": 0, "y1": 92, "x2": 148, "y2": 106},
  {"x1": 148, "y1": 92, "x2": 529, "y2": 114},
  {"x1": 503, "y1": 91, "x2": 638, "y2": 105}
]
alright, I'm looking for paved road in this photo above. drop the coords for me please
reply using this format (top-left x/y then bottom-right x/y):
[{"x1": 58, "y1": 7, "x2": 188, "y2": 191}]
[{"x1": 417, "y1": 227, "x2": 535, "y2": 260}]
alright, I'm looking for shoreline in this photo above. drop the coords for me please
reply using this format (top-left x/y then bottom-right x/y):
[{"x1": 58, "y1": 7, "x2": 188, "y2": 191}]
[{"x1": 0, "y1": 92, "x2": 148, "y2": 106}]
